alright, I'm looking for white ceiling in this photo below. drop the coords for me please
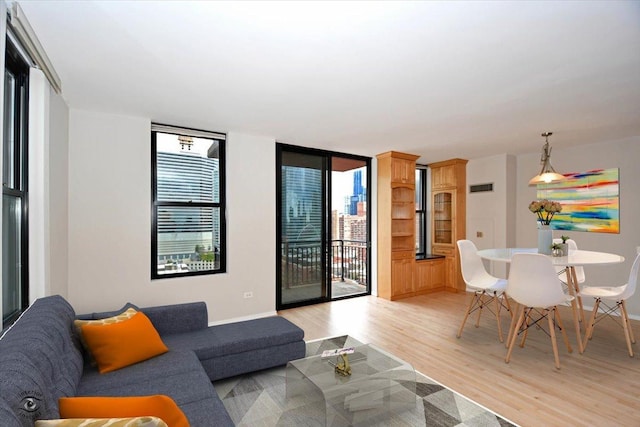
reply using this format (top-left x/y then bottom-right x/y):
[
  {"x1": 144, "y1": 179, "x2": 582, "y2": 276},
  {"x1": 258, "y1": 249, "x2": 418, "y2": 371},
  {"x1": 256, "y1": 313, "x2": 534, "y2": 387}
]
[{"x1": 17, "y1": 0, "x2": 640, "y2": 163}]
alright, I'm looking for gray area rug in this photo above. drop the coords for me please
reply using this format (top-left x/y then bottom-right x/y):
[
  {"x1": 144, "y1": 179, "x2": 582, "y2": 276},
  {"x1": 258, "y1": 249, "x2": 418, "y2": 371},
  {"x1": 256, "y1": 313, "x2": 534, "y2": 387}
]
[{"x1": 214, "y1": 336, "x2": 517, "y2": 426}]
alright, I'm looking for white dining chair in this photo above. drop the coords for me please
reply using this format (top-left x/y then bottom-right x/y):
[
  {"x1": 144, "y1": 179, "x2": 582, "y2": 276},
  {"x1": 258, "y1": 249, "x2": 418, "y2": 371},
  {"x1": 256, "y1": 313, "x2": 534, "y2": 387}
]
[
  {"x1": 456, "y1": 240, "x2": 511, "y2": 342},
  {"x1": 553, "y1": 238, "x2": 585, "y2": 322},
  {"x1": 505, "y1": 253, "x2": 574, "y2": 369},
  {"x1": 580, "y1": 253, "x2": 640, "y2": 357}
]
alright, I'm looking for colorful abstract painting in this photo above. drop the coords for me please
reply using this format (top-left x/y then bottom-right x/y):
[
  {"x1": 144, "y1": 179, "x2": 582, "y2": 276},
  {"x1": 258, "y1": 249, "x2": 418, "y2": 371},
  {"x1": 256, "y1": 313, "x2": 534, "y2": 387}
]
[{"x1": 536, "y1": 168, "x2": 619, "y2": 233}]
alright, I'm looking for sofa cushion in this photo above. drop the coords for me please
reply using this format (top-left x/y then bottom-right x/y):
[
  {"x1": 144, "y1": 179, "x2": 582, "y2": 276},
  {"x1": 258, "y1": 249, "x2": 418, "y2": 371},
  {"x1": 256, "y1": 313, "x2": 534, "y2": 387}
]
[
  {"x1": 161, "y1": 316, "x2": 304, "y2": 359},
  {"x1": 59, "y1": 396, "x2": 188, "y2": 427},
  {"x1": 77, "y1": 351, "x2": 233, "y2": 426},
  {"x1": 200, "y1": 340, "x2": 306, "y2": 381},
  {"x1": 78, "y1": 351, "x2": 202, "y2": 395},
  {"x1": 140, "y1": 302, "x2": 208, "y2": 336},
  {"x1": 0, "y1": 296, "x2": 84, "y2": 425},
  {"x1": 81, "y1": 312, "x2": 169, "y2": 374}
]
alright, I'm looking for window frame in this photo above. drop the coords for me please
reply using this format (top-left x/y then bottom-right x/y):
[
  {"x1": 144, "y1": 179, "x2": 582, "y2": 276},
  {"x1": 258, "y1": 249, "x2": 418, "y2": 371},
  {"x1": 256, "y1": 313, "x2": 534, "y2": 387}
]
[
  {"x1": 415, "y1": 166, "x2": 428, "y2": 259},
  {"x1": 2, "y1": 38, "x2": 30, "y2": 325},
  {"x1": 151, "y1": 123, "x2": 226, "y2": 279}
]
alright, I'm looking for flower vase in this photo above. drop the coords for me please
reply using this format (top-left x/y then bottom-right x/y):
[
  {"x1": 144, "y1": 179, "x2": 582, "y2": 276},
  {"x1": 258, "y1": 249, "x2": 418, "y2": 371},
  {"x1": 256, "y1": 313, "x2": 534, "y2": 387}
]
[{"x1": 537, "y1": 224, "x2": 553, "y2": 255}]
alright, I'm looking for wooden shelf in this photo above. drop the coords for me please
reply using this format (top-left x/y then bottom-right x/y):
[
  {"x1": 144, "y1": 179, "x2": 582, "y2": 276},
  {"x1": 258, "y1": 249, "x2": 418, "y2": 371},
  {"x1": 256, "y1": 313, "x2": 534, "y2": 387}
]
[
  {"x1": 429, "y1": 159, "x2": 467, "y2": 291},
  {"x1": 392, "y1": 202, "x2": 413, "y2": 219},
  {"x1": 377, "y1": 151, "x2": 420, "y2": 300},
  {"x1": 392, "y1": 232, "x2": 413, "y2": 237}
]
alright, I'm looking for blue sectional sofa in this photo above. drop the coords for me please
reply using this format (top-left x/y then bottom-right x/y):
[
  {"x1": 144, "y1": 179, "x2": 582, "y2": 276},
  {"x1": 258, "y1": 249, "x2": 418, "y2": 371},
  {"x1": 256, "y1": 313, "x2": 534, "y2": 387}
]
[{"x1": 0, "y1": 295, "x2": 306, "y2": 426}]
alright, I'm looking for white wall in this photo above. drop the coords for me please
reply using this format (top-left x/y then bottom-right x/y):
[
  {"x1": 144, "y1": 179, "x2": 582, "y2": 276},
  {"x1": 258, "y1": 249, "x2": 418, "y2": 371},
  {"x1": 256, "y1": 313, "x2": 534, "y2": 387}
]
[
  {"x1": 466, "y1": 154, "x2": 517, "y2": 278},
  {"x1": 48, "y1": 87, "x2": 69, "y2": 298},
  {"x1": 67, "y1": 110, "x2": 277, "y2": 322},
  {"x1": 516, "y1": 137, "x2": 640, "y2": 316}
]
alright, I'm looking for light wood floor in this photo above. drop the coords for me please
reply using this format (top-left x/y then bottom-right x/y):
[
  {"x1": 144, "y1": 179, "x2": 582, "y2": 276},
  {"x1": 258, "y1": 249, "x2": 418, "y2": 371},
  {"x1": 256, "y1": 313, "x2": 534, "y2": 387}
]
[{"x1": 278, "y1": 292, "x2": 640, "y2": 427}]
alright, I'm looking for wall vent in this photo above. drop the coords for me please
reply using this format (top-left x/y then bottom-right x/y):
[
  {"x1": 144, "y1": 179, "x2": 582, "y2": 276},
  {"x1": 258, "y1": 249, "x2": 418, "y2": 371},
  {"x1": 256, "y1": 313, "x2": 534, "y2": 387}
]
[{"x1": 469, "y1": 183, "x2": 494, "y2": 193}]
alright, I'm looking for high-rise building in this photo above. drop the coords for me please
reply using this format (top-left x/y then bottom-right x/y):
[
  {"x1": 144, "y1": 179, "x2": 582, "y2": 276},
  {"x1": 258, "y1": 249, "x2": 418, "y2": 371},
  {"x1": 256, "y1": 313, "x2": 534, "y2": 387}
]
[
  {"x1": 343, "y1": 215, "x2": 367, "y2": 242},
  {"x1": 156, "y1": 151, "x2": 219, "y2": 259},
  {"x1": 349, "y1": 169, "x2": 366, "y2": 215},
  {"x1": 353, "y1": 170, "x2": 363, "y2": 197},
  {"x1": 331, "y1": 209, "x2": 339, "y2": 241},
  {"x1": 343, "y1": 195, "x2": 351, "y2": 216},
  {"x1": 282, "y1": 166, "x2": 322, "y2": 243}
]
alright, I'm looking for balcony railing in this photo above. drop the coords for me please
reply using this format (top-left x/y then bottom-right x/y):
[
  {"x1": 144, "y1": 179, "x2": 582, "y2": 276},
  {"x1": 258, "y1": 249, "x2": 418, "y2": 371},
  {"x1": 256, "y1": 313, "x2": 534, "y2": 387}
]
[{"x1": 281, "y1": 239, "x2": 368, "y2": 288}]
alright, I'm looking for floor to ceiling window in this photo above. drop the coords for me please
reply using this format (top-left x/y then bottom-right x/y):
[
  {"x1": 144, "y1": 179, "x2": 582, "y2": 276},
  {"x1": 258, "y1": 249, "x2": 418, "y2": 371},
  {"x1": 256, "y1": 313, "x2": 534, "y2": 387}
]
[
  {"x1": 276, "y1": 144, "x2": 371, "y2": 310},
  {"x1": 2, "y1": 38, "x2": 30, "y2": 326}
]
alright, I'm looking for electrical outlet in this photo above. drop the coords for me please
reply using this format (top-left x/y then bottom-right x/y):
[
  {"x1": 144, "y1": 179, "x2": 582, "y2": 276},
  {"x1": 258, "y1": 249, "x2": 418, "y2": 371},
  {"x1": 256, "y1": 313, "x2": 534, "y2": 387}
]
[
  {"x1": 243, "y1": 291, "x2": 253, "y2": 299},
  {"x1": 476, "y1": 231, "x2": 483, "y2": 238}
]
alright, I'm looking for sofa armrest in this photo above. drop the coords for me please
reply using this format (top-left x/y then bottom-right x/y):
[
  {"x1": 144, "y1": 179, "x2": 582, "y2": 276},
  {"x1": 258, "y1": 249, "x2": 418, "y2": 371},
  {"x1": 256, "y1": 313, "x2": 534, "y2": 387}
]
[{"x1": 140, "y1": 302, "x2": 208, "y2": 335}]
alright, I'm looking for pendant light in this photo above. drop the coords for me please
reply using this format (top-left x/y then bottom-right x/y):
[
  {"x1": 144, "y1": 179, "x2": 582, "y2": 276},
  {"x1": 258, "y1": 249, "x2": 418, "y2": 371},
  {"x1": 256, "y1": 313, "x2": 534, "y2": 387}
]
[{"x1": 528, "y1": 132, "x2": 565, "y2": 185}]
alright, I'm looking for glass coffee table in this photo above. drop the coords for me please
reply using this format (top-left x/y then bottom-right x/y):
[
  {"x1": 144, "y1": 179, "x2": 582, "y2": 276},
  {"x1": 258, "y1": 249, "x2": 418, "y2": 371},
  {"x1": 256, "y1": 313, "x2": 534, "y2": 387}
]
[{"x1": 286, "y1": 344, "x2": 416, "y2": 426}]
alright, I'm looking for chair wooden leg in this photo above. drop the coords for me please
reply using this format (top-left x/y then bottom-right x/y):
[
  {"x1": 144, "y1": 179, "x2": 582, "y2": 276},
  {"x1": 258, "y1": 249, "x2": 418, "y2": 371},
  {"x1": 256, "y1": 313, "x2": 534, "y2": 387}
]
[
  {"x1": 554, "y1": 306, "x2": 572, "y2": 354},
  {"x1": 570, "y1": 267, "x2": 585, "y2": 324},
  {"x1": 583, "y1": 299, "x2": 600, "y2": 352},
  {"x1": 548, "y1": 308, "x2": 561, "y2": 369},
  {"x1": 494, "y1": 291, "x2": 504, "y2": 343},
  {"x1": 620, "y1": 300, "x2": 634, "y2": 357},
  {"x1": 457, "y1": 292, "x2": 479, "y2": 338},
  {"x1": 475, "y1": 292, "x2": 485, "y2": 328},
  {"x1": 503, "y1": 294, "x2": 513, "y2": 318},
  {"x1": 505, "y1": 301, "x2": 519, "y2": 349},
  {"x1": 520, "y1": 308, "x2": 531, "y2": 348},
  {"x1": 506, "y1": 305, "x2": 526, "y2": 364},
  {"x1": 571, "y1": 297, "x2": 584, "y2": 354},
  {"x1": 621, "y1": 300, "x2": 636, "y2": 344}
]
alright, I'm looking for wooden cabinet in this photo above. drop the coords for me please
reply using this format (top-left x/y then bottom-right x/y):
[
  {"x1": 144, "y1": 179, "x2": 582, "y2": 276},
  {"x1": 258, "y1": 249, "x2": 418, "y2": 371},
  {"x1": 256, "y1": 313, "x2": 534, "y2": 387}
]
[
  {"x1": 378, "y1": 152, "x2": 461, "y2": 299},
  {"x1": 415, "y1": 258, "x2": 446, "y2": 293},
  {"x1": 431, "y1": 164, "x2": 457, "y2": 190},
  {"x1": 391, "y1": 158, "x2": 415, "y2": 184},
  {"x1": 376, "y1": 151, "x2": 419, "y2": 300},
  {"x1": 391, "y1": 251, "x2": 415, "y2": 297},
  {"x1": 429, "y1": 158, "x2": 467, "y2": 292}
]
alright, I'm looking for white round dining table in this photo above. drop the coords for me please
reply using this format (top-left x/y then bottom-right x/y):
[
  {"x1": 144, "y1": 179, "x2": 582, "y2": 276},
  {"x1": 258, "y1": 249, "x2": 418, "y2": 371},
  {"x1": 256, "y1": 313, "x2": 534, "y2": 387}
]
[
  {"x1": 476, "y1": 248, "x2": 625, "y2": 353},
  {"x1": 477, "y1": 248, "x2": 625, "y2": 267}
]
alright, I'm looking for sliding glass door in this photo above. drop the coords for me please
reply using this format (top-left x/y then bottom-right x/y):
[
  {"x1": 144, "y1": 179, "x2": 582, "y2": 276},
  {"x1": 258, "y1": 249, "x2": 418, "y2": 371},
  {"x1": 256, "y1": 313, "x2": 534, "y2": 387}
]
[{"x1": 276, "y1": 144, "x2": 370, "y2": 310}]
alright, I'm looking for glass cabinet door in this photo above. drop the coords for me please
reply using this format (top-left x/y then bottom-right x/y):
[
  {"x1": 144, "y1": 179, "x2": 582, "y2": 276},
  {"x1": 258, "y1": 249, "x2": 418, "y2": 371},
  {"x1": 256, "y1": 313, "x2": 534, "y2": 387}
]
[{"x1": 433, "y1": 191, "x2": 453, "y2": 245}]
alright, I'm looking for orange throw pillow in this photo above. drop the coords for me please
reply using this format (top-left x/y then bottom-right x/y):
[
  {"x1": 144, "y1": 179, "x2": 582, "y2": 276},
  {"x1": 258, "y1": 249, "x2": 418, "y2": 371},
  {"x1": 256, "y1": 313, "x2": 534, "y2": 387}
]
[
  {"x1": 74, "y1": 307, "x2": 138, "y2": 366},
  {"x1": 81, "y1": 311, "x2": 169, "y2": 373},
  {"x1": 59, "y1": 395, "x2": 189, "y2": 427}
]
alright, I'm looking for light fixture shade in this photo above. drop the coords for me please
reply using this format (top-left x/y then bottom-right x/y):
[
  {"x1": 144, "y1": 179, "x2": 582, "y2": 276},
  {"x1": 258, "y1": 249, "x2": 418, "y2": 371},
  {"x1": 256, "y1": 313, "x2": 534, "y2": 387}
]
[
  {"x1": 529, "y1": 132, "x2": 565, "y2": 186},
  {"x1": 528, "y1": 171, "x2": 566, "y2": 185}
]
